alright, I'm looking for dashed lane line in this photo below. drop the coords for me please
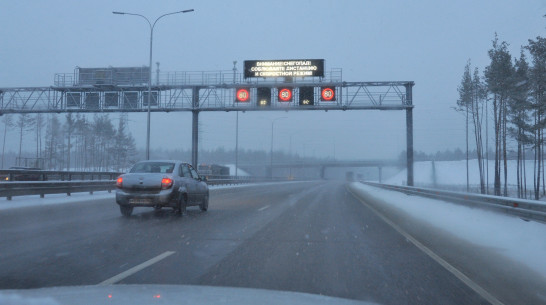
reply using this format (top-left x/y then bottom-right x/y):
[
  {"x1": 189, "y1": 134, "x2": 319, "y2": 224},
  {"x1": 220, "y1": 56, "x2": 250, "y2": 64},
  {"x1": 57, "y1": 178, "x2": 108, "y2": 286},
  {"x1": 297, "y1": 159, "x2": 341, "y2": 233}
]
[
  {"x1": 258, "y1": 205, "x2": 270, "y2": 212},
  {"x1": 98, "y1": 251, "x2": 175, "y2": 285}
]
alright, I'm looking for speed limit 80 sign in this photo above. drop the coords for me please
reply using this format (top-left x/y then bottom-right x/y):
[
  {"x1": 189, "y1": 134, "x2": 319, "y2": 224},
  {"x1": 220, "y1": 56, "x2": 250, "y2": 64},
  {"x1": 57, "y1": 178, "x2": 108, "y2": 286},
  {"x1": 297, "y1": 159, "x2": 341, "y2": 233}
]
[
  {"x1": 278, "y1": 88, "x2": 292, "y2": 102},
  {"x1": 236, "y1": 88, "x2": 250, "y2": 102},
  {"x1": 321, "y1": 87, "x2": 336, "y2": 101}
]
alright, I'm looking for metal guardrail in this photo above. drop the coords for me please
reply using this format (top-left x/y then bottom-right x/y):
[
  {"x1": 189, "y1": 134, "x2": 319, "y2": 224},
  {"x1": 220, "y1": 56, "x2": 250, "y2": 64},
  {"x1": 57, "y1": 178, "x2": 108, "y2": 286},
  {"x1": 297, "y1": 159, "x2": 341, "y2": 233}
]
[
  {"x1": 0, "y1": 169, "x2": 121, "y2": 182},
  {"x1": 0, "y1": 181, "x2": 116, "y2": 200},
  {"x1": 205, "y1": 175, "x2": 289, "y2": 185},
  {"x1": 0, "y1": 176, "x2": 291, "y2": 200},
  {"x1": 361, "y1": 182, "x2": 546, "y2": 223}
]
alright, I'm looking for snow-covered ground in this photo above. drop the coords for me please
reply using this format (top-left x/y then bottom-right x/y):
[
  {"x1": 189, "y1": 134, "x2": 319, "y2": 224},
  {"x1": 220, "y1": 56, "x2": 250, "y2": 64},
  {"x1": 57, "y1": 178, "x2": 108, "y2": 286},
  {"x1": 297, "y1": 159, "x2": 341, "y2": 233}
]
[
  {"x1": 0, "y1": 191, "x2": 116, "y2": 211},
  {"x1": 387, "y1": 159, "x2": 538, "y2": 189},
  {"x1": 349, "y1": 182, "x2": 546, "y2": 279},
  {"x1": 223, "y1": 164, "x2": 251, "y2": 176}
]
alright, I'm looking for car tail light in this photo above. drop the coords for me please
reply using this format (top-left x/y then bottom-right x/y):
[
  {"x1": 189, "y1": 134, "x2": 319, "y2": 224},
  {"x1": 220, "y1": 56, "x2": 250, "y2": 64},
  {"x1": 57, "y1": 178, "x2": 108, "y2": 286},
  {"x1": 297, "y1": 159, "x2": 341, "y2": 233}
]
[
  {"x1": 161, "y1": 177, "x2": 173, "y2": 190},
  {"x1": 116, "y1": 176, "x2": 123, "y2": 188}
]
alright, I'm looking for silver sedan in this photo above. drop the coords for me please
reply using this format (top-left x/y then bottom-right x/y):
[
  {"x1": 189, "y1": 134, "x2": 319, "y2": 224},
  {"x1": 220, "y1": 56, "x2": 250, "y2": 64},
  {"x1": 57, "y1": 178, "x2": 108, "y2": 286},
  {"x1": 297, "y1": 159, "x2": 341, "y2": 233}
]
[{"x1": 115, "y1": 160, "x2": 209, "y2": 217}]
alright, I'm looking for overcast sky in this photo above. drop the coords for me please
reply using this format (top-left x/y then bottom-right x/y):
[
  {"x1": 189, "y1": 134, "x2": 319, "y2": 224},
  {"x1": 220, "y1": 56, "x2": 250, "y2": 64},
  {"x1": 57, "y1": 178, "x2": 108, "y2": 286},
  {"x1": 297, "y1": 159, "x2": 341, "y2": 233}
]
[{"x1": 1, "y1": 0, "x2": 545, "y2": 160}]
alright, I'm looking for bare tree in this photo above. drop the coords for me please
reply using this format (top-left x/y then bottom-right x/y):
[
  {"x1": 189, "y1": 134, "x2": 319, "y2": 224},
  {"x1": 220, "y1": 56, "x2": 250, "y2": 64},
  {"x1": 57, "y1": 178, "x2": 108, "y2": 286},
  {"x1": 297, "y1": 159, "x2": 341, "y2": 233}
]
[
  {"x1": 15, "y1": 114, "x2": 36, "y2": 165},
  {"x1": 2, "y1": 115, "x2": 14, "y2": 169},
  {"x1": 527, "y1": 36, "x2": 546, "y2": 199}
]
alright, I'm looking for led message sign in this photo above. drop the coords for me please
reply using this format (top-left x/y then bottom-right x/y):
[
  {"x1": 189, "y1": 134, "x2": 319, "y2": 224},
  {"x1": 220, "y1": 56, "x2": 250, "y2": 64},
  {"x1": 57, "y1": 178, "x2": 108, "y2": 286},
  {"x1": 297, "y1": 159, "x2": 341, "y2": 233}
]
[
  {"x1": 244, "y1": 59, "x2": 324, "y2": 78},
  {"x1": 299, "y1": 87, "x2": 314, "y2": 105},
  {"x1": 257, "y1": 87, "x2": 271, "y2": 106}
]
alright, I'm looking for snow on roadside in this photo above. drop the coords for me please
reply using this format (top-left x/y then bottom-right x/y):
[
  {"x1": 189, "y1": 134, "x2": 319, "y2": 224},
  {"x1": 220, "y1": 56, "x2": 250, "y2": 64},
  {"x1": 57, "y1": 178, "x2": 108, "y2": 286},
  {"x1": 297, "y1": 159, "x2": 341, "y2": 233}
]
[
  {"x1": 222, "y1": 164, "x2": 251, "y2": 176},
  {"x1": 0, "y1": 191, "x2": 115, "y2": 211},
  {"x1": 386, "y1": 159, "x2": 537, "y2": 187},
  {"x1": 350, "y1": 182, "x2": 546, "y2": 278}
]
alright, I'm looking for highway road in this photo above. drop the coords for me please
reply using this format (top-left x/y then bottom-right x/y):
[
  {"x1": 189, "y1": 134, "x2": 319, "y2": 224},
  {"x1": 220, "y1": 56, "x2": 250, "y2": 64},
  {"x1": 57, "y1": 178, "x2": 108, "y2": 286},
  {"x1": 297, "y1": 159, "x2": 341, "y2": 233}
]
[{"x1": 0, "y1": 181, "x2": 543, "y2": 304}]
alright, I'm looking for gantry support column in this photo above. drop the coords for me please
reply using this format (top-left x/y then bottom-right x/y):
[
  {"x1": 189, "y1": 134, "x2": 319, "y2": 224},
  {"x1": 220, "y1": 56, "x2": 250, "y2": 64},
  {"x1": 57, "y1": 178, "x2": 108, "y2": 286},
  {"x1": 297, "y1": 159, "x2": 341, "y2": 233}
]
[
  {"x1": 191, "y1": 86, "x2": 200, "y2": 168},
  {"x1": 405, "y1": 83, "x2": 414, "y2": 186},
  {"x1": 320, "y1": 166, "x2": 326, "y2": 179}
]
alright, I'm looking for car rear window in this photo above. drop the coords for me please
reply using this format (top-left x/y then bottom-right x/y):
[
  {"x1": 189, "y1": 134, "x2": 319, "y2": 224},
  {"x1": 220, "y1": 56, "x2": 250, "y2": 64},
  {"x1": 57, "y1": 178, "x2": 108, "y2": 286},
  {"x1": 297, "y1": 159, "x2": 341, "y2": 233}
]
[{"x1": 130, "y1": 162, "x2": 175, "y2": 174}]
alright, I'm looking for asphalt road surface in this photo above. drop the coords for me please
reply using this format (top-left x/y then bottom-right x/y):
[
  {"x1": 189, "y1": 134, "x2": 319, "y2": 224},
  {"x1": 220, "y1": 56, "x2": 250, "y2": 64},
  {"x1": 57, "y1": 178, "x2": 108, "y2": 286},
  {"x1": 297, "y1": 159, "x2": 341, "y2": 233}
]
[{"x1": 0, "y1": 181, "x2": 541, "y2": 304}]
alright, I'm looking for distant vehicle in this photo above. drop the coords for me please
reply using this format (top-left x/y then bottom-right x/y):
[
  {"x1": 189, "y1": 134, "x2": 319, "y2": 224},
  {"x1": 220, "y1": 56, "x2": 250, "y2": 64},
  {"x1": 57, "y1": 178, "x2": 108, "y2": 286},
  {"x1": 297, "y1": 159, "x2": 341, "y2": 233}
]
[
  {"x1": 115, "y1": 160, "x2": 209, "y2": 217},
  {"x1": 0, "y1": 166, "x2": 44, "y2": 181},
  {"x1": 198, "y1": 164, "x2": 230, "y2": 177},
  {"x1": 346, "y1": 171, "x2": 355, "y2": 182}
]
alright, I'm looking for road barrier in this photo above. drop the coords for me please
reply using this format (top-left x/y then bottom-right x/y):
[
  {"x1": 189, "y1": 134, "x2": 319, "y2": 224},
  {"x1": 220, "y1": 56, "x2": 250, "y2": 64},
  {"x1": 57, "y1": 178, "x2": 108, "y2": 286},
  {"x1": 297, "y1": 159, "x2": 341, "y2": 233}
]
[
  {"x1": 205, "y1": 176, "x2": 289, "y2": 185},
  {"x1": 361, "y1": 181, "x2": 546, "y2": 223},
  {"x1": 0, "y1": 175, "x2": 292, "y2": 200},
  {"x1": 0, "y1": 181, "x2": 116, "y2": 200},
  {"x1": 0, "y1": 169, "x2": 121, "y2": 182}
]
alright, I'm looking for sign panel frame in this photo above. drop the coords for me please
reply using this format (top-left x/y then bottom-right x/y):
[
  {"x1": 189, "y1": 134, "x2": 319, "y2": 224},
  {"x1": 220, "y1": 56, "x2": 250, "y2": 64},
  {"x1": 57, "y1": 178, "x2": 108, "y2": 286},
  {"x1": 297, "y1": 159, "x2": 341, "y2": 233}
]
[{"x1": 244, "y1": 59, "x2": 325, "y2": 79}]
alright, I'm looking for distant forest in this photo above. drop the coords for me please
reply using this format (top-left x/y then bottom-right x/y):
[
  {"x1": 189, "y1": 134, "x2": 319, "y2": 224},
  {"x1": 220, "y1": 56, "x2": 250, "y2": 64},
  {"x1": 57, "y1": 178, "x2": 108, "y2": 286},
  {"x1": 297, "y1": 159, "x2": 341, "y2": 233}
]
[
  {"x1": 398, "y1": 148, "x2": 534, "y2": 163},
  {"x1": 0, "y1": 112, "x2": 324, "y2": 172}
]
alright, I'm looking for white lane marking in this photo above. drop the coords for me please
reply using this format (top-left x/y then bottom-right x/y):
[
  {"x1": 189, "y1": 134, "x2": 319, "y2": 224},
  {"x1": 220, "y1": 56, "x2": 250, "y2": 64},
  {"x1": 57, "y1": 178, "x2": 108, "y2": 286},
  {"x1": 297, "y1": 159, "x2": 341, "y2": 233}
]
[
  {"x1": 258, "y1": 205, "x2": 270, "y2": 212},
  {"x1": 347, "y1": 187, "x2": 505, "y2": 305},
  {"x1": 98, "y1": 251, "x2": 175, "y2": 285}
]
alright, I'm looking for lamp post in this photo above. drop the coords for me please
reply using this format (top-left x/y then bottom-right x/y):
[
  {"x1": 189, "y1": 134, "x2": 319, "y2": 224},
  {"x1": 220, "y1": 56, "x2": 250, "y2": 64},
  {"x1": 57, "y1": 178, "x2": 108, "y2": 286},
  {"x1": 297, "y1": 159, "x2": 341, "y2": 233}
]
[
  {"x1": 113, "y1": 9, "x2": 194, "y2": 160},
  {"x1": 270, "y1": 117, "x2": 287, "y2": 178},
  {"x1": 289, "y1": 132, "x2": 298, "y2": 179},
  {"x1": 233, "y1": 61, "x2": 238, "y2": 177}
]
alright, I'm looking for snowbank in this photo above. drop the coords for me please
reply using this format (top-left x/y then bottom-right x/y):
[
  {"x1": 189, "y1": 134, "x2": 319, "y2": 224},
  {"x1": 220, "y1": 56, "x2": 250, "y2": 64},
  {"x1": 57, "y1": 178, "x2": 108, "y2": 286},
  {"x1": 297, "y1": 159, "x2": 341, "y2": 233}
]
[
  {"x1": 387, "y1": 159, "x2": 538, "y2": 188},
  {"x1": 223, "y1": 164, "x2": 251, "y2": 176},
  {"x1": 349, "y1": 182, "x2": 546, "y2": 279}
]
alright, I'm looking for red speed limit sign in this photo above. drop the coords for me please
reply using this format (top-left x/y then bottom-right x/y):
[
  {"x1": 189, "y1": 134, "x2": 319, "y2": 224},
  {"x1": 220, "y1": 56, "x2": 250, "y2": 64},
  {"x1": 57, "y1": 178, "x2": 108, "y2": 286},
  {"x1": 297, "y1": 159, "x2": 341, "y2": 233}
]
[
  {"x1": 321, "y1": 87, "x2": 335, "y2": 101},
  {"x1": 278, "y1": 88, "x2": 292, "y2": 102},
  {"x1": 236, "y1": 88, "x2": 250, "y2": 102}
]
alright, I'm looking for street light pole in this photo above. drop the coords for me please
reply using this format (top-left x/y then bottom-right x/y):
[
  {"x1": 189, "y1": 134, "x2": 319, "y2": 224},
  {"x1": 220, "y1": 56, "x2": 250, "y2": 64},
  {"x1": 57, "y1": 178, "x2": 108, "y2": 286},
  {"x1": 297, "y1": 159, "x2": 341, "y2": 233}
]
[
  {"x1": 270, "y1": 117, "x2": 287, "y2": 178},
  {"x1": 233, "y1": 61, "x2": 238, "y2": 177},
  {"x1": 113, "y1": 9, "x2": 194, "y2": 160}
]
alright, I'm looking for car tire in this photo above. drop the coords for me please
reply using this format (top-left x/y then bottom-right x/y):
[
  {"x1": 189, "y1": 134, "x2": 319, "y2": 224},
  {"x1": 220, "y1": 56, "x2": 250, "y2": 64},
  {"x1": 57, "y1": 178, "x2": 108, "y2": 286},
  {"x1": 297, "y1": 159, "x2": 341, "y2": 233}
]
[
  {"x1": 120, "y1": 205, "x2": 133, "y2": 217},
  {"x1": 199, "y1": 194, "x2": 209, "y2": 212},
  {"x1": 175, "y1": 194, "x2": 187, "y2": 216}
]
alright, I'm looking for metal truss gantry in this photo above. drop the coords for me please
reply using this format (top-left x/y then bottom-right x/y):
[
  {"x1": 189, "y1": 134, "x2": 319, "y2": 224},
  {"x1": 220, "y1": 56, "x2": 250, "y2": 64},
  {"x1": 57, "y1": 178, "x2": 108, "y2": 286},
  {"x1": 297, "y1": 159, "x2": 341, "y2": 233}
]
[{"x1": 0, "y1": 70, "x2": 415, "y2": 185}]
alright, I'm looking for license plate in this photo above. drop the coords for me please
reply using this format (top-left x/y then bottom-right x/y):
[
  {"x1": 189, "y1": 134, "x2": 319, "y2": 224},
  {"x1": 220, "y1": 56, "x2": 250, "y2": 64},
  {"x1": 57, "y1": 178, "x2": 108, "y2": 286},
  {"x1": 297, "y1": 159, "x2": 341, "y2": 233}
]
[{"x1": 129, "y1": 198, "x2": 152, "y2": 205}]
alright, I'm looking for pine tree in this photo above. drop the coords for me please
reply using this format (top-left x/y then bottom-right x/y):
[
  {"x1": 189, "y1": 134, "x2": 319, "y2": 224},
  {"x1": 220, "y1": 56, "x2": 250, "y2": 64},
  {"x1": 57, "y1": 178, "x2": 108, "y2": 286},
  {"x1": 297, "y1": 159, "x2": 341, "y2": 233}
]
[
  {"x1": 508, "y1": 50, "x2": 532, "y2": 198},
  {"x1": 65, "y1": 113, "x2": 75, "y2": 170},
  {"x1": 43, "y1": 115, "x2": 63, "y2": 170},
  {"x1": 16, "y1": 113, "x2": 36, "y2": 165},
  {"x1": 485, "y1": 34, "x2": 515, "y2": 196},
  {"x1": 456, "y1": 60, "x2": 473, "y2": 192},
  {"x1": 472, "y1": 67, "x2": 486, "y2": 194},
  {"x1": 35, "y1": 114, "x2": 45, "y2": 163},
  {"x1": 527, "y1": 36, "x2": 546, "y2": 199}
]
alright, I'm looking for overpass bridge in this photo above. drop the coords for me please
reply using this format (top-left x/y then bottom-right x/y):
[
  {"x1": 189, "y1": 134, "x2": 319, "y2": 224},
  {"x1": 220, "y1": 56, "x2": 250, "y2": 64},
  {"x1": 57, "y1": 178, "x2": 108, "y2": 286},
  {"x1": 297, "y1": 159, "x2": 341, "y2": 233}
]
[{"x1": 239, "y1": 159, "x2": 402, "y2": 181}]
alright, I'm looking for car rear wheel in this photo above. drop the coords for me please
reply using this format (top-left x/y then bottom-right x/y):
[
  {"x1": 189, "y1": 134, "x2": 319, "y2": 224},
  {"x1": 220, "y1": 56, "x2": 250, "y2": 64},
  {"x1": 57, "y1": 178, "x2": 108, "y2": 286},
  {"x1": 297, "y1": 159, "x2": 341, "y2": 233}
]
[
  {"x1": 120, "y1": 205, "x2": 133, "y2": 217},
  {"x1": 199, "y1": 195, "x2": 209, "y2": 212},
  {"x1": 175, "y1": 194, "x2": 187, "y2": 215}
]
